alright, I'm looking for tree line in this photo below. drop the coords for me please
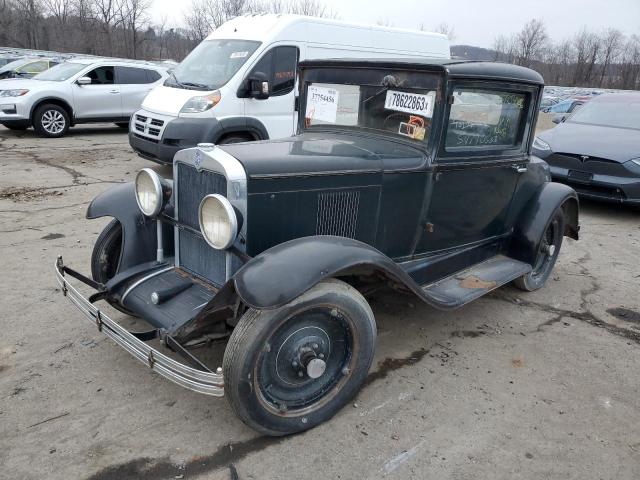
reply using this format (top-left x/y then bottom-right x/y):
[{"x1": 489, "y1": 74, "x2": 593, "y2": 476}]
[
  {"x1": 493, "y1": 19, "x2": 640, "y2": 90},
  {"x1": 0, "y1": 0, "x2": 333, "y2": 61}
]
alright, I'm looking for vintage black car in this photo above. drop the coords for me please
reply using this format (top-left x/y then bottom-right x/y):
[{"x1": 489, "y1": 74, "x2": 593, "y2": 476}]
[{"x1": 55, "y1": 58, "x2": 579, "y2": 436}]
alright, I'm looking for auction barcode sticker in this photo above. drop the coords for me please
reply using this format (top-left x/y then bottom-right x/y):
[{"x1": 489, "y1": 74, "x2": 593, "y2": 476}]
[{"x1": 384, "y1": 90, "x2": 435, "y2": 117}]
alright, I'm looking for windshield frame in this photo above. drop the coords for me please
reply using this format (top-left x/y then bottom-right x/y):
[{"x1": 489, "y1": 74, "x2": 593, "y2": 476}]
[
  {"x1": 566, "y1": 96, "x2": 640, "y2": 131},
  {"x1": 299, "y1": 66, "x2": 444, "y2": 152},
  {"x1": 166, "y1": 38, "x2": 261, "y2": 91},
  {"x1": 33, "y1": 62, "x2": 87, "y2": 82}
]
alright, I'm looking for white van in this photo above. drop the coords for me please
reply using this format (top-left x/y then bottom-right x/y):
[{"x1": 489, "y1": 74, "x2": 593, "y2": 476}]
[{"x1": 129, "y1": 14, "x2": 450, "y2": 164}]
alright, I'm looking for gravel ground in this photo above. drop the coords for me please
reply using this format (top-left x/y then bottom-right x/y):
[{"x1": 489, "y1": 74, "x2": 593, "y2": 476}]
[{"x1": 0, "y1": 124, "x2": 639, "y2": 480}]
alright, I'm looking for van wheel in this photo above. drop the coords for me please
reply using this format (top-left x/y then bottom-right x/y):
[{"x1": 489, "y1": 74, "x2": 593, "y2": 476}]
[
  {"x1": 514, "y1": 208, "x2": 565, "y2": 291},
  {"x1": 223, "y1": 279, "x2": 376, "y2": 436},
  {"x1": 33, "y1": 103, "x2": 70, "y2": 138},
  {"x1": 91, "y1": 219, "x2": 135, "y2": 315},
  {"x1": 219, "y1": 135, "x2": 251, "y2": 145}
]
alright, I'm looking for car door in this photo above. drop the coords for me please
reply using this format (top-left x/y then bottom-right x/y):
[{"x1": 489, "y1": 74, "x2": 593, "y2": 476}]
[
  {"x1": 116, "y1": 66, "x2": 160, "y2": 117},
  {"x1": 243, "y1": 46, "x2": 299, "y2": 139},
  {"x1": 72, "y1": 65, "x2": 122, "y2": 119},
  {"x1": 417, "y1": 83, "x2": 535, "y2": 254}
]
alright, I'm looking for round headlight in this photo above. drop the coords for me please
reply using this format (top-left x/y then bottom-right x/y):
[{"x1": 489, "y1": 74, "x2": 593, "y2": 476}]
[
  {"x1": 135, "y1": 168, "x2": 163, "y2": 217},
  {"x1": 198, "y1": 194, "x2": 238, "y2": 250}
]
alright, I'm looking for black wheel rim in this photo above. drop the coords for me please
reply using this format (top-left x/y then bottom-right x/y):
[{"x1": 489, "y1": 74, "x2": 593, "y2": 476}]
[
  {"x1": 532, "y1": 217, "x2": 560, "y2": 279},
  {"x1": 256, "y1": 306, "x2": 354, "y2": 415}
]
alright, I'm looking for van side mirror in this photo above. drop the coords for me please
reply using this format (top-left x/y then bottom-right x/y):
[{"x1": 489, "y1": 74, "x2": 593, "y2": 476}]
[
  {"x1": 77, "y1": 76, "x2": 91, "y2": 85},
  {"x1": 246, "y1": 71, "x2": 270, "y2": 100}
]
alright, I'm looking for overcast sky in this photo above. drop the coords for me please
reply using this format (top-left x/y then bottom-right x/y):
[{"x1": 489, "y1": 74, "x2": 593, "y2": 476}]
[{"x1": 152, "y1": 0, "x2": 640, "y2": 48}]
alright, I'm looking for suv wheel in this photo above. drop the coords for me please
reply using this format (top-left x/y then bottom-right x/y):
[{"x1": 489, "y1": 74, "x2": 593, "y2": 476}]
[
  {"x1": 223, "y1": 279, "x2": 376, "y2": 436},
  {"x1": 33, "y1": 104, "x2": 70, "y2": 138},
  {"x1": 219, "y1": 135, "x2": 252, "y2": 145}
]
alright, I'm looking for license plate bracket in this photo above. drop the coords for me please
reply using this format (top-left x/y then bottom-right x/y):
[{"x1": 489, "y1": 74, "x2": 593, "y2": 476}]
[{"x1": 568, "y1": 170, "x2": 593, "y2": 183}]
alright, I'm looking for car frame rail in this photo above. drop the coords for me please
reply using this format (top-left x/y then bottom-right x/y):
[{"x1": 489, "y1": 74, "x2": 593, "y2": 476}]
[{"x1": 54, "y1": 256, "x2": 224, "y2": 396}]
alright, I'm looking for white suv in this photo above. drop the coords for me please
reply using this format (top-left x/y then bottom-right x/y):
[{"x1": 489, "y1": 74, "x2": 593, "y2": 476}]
[{"x1": 0, "y1": 58, "x2": 168, "y2": 137}]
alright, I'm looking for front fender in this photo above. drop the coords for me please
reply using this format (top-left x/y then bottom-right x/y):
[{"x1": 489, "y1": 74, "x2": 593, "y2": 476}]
[
  {"x1": 86, "y1": 183, "x2": 157, "y2": 271},
  {"x1": 233, "y1": 235, "x2": 440, "y2": 310},
  {"x1": 509, "y1": 181, "x2": 579, "y2": 266}
]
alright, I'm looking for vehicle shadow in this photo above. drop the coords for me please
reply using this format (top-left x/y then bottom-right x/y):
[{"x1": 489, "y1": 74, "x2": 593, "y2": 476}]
[
  {"x1": 578, "y1": 197, "x2": 640, "y2": 218},
  {"x1": 0, "y1": 124, "x2": 128, "y2": 138}
]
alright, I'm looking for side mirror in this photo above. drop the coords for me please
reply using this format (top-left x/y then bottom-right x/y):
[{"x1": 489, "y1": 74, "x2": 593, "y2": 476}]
[
  {"x1": 246, "y1": 71, "x2": 269, "y2": 100},
  {"x1": 77, "y1": 76, "x2": 91, "y2": 85}
]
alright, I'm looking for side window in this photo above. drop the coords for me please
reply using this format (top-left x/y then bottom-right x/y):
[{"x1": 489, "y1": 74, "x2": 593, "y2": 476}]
[
  {"x1": 249, "y1": 46, "x2": 298, "y2": 96},
  {"x1": 86, "y1": 66, "x2": 115, "y2": 85},
  {"x1": 146, "y1": 69, "x2": 161, "y2": 83},
  {"x1": 445, "y1": 88, "x2": 527, "y2": 152},
  {"x1": 116, "y1": 66, "x2": 151, "y2": 84}
]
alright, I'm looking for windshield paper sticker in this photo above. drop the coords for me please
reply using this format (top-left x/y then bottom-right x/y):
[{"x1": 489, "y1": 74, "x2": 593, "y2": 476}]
[
  {"x1": 306, "y1": 85, "x2": 339, "y2": 123},
  {"x1": 384, "y1": 90, "x2": 435, "y2": 118},
  {"x1": 230, "y1": 51, "x2": 249, "y2": 58}
]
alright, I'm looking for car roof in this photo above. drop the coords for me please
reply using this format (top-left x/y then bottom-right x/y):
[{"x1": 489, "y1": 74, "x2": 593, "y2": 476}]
[
  {"x1": 299, "y1": 58, "x2": 544, "y2": 85},
  {"x1": 591, "y1": 91, "x2": 640, "y2": 103},
  {"x1": 64, "y1": 57, "x2": 163, "y2": 69}
]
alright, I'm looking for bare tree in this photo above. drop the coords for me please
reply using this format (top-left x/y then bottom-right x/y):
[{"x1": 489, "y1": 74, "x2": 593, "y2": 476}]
[
  {"x1": 515, "y1": 18, "x2": 548, "y2": 67},
  {"x1": 433, "y1": 22, "x2": 456, "y2": 42},
  {"x1": 598, "y1": 28, "x2": 624, "y2": 87}
]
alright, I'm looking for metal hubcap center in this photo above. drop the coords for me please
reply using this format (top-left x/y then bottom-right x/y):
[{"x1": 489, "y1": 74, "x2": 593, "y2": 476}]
[{"x1": 306, "y1": 358, "x2": 327, "y2": 379}]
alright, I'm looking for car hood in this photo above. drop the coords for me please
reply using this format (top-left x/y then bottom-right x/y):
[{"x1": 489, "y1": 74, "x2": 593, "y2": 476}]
[
  {"x1": 220, "y1": 132, "x2": 426, "y2": 178},
  {"x1": 539, "y1": 122, "x2": 640, "y2": 163},
  {"x1": 142, "y1": 84, "x2": 214, "y2": 116}
]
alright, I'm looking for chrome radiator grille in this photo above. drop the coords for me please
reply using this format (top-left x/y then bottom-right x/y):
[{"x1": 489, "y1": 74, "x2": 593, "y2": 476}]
[{"x1": 176, "y1": 163, "x2": 228, "y2": 285}]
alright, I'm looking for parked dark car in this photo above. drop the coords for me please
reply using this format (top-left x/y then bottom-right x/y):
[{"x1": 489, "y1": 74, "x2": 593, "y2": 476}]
[
  {"x1": 534, "y1": 92, "x2": 640, "y2": 205},
  {"x1": 54, "y1": 58, "x2": 579, "y2": 436}
]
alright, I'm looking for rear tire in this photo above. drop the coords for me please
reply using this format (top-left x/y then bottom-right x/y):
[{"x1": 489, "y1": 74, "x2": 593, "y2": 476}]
[
  {"x1": 223, "y1": 279, "x2": 376, "y2": 436},
  {"x1": 33, "y1": 103, "x2": 70, "y2": 138},
  {"x1": 91, "y1": 219, "x2": 134, "y2": 315},
  {"x1": 513, "y1": 208, "x2": 565, "y2": 291}
]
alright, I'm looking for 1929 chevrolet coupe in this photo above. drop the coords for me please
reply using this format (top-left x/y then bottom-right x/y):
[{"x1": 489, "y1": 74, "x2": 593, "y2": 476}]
[{"x1": 55, "y1": 58, "x2": 579, "y2": 436}]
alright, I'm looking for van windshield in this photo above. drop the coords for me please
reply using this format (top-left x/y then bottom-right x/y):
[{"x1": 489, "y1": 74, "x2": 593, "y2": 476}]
[{"x1": 167, "y1": 39, "x2": 260, "y2": 91}]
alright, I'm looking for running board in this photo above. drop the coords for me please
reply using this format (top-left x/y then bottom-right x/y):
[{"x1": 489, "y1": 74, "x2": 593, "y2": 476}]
[{"x1": 421, "y1": 255, "x2": 531, "y2": 309}]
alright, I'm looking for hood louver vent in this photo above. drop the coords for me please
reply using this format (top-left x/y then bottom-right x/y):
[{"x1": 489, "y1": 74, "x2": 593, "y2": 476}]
[{"x1": 316, "y1": 190, "x2": 360, "y2": 239}]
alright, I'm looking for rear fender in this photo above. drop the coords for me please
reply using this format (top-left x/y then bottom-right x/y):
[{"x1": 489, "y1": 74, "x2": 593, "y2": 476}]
[
  {"x1": 509, "y1": 182, "x2": 579, "y2": 265},
  {"x1": 232, "y1": 236, "x2": 441, "y2": 311},
  {"x1": 86, "y1": 183, "x2": 158, "y2": 271}
]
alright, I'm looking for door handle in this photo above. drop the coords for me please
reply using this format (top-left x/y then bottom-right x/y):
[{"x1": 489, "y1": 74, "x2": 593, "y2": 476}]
[
  {"x1": 109, "y1": 90, "x2": 119, "y2": 94},
  {"x1": 512, "y1": 165, "x2": 527, "y2": 173}
]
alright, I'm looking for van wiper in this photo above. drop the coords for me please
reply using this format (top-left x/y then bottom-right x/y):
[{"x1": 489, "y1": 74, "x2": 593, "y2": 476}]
[
  {"x1": 166, "y1": 71, "x2": 185, "y2": 88},
  {"x1": 180, "y1": 81, "x2": 212, "y2": 90}
]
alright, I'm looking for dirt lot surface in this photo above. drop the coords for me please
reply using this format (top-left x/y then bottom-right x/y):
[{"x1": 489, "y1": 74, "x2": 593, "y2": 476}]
[{"x1": 1, "y1": 124, "x2": 639, "y2": 480}]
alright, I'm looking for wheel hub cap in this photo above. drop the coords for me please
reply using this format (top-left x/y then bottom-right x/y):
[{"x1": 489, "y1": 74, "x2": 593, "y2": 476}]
[{"x1": 306, "y1": 358, "x2": 327, "y2": 379}]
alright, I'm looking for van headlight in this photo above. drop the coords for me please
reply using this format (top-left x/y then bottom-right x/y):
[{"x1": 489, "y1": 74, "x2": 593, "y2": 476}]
[
  {"x1": 135, "y1": 168, "x2": 169, "y2": 217},
  {"x1": 199, "y1": 194, "x2": 238, "y2": 249},
  {"x1": 180, "y1": 90, "x2": 221, "y2": 113}
]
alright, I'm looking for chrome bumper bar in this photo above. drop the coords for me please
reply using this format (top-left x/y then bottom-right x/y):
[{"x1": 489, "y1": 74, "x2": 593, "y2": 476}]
[{"x1": 54, "y1": 256, "x2": 224, "y2": 396}]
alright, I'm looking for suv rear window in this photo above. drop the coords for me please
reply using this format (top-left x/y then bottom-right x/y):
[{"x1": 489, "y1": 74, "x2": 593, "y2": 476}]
[
  {"x1": 117, "y1": 66, "x2": 156, "y2": 84},
  {"x1": 445, "y1": 89, "x2": 526, "y2": 150}
]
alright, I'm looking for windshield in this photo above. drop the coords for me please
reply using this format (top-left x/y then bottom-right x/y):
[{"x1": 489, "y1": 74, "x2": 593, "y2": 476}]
[
  {"x1": 0, "y1": 58, "x2": 30, "y2": 74},
  {"x1": 568, "y1": 96, "x2": 640, "y2": 130},
  {"x1": 303, "y1": 72, "x2": 440, "y2": 143},
  {"x1": 33, "y1": 62, "x2": 85, "y2": 81},
  {"x1": 167, "y1": 39, "x2": 260, "y2": 91}
]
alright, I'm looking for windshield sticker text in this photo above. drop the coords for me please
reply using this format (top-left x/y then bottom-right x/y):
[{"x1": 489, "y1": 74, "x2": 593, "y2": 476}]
[
  {"x1": 384, "y1": 90, "x2": 434, "y2": 118},
  {"x1": 306, "y1": 85, "x2": 339, "y2": 123},
  {"x1": 230, "y1": 51, "x2": 249, "y2": 58}
]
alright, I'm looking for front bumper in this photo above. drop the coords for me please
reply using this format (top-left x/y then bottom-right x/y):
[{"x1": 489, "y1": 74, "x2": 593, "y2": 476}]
[
  {"x1": 0, "y1": 98, "x2": 29, "y2": 121},
  {"x1": 54, "y1": 256, "x2": 224, "y2": 396},
  {"x1": 550, "y1": 165, "x2": 640, "y2": 205}
]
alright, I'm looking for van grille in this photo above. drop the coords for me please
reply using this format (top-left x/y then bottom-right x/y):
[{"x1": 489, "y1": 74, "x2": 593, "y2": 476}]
[{"x1": 133, "y1": 113, "x2": 165, "y2": 139}]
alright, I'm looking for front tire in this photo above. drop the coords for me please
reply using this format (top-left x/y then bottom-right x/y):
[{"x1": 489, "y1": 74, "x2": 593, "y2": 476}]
[
  {"x1": 223, "y1": 279, "x2": 376, "y2": 436},
  {"x1": 91, "y1": 219, "x2": 133, "y2": 315},
  {"x1": 514, "y1": 207, "x2": 565, "y2": 291},
  {"x1": 33, "y1": 104, "x2": 70, "y2": 138}
]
